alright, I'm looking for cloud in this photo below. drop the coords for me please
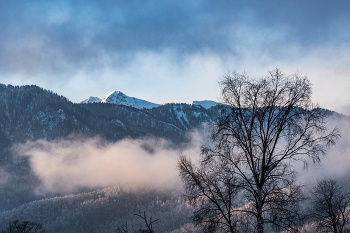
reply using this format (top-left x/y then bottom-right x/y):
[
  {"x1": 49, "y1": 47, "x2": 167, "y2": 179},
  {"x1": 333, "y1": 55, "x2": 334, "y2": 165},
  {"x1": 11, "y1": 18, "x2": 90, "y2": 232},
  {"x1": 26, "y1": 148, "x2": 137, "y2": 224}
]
[
  {"x1": 14, "y1": 136, "x2": 201, "y2": 195},
  {"x1": 0, "y1": 0, "x2": 349, "y2": 76},
  {"x1": 0, "y1": 168, "x2": 10, "y2": 186},
  {"x1": 1, "y1": 1, "x2": 350, "y2": 117}
]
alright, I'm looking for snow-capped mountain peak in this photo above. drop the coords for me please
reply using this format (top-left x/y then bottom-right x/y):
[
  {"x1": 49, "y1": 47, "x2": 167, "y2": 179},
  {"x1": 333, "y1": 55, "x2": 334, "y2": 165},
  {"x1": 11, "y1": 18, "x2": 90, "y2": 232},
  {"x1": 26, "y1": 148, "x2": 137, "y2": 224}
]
[
  {"x1": 80, "y1": 96, "x2": 102, "y2": 104},
  {"x1": 80, "y1": 91, "x2": 219, "y2": 110},
  {"x1": 101, "y1": 91, "x2": 127, "y2": 103},
  {"x1": 101, "y1": 91, "x2": 160, "y2": 109}
]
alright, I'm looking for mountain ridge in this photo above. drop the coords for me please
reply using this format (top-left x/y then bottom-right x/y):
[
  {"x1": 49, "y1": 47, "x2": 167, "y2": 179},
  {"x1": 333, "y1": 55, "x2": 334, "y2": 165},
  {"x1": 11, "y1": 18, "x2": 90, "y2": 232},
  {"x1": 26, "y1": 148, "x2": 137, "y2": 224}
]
[{"x1": 80, "y1": 91, "x2": 220, "y2": 109}]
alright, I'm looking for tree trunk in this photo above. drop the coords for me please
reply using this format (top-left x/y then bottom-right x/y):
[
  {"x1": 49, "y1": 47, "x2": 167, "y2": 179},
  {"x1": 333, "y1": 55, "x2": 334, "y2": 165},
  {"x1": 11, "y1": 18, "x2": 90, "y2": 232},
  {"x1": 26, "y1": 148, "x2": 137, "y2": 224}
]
[
  {"x1": 257, "y1": 213, "x2": 264, "y2": 233},
  {"x1": 256, "y1": 188, "x2": 264, "y2": 233}
]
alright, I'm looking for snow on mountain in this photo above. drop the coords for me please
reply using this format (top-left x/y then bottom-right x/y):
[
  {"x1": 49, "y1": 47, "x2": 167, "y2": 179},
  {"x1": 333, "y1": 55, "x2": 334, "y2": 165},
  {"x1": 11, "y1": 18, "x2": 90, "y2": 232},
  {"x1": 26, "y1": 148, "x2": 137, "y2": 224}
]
[
  {"x1": 101, "y1": 91, "x2": 160, "y2": 109},
  {"x1": 192, "y1": 100, "x2": 219, "y2": 109},
  {"x1": 80, "y1": 91, "x2": 219, "y2": 110},
  {"x1": 80, "y1": 96, "x2": 102, "y2": 104}
]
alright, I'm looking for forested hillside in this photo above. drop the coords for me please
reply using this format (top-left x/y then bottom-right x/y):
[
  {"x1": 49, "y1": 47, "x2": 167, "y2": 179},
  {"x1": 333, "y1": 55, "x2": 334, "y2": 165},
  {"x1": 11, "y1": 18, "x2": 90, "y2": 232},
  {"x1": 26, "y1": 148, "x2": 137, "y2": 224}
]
[
  {"x1": 0, "y1": 84, "x2": 219, "y2": 211},
  {"x1": 0, "y1": 186, "x2": 196, "y2": 233}
]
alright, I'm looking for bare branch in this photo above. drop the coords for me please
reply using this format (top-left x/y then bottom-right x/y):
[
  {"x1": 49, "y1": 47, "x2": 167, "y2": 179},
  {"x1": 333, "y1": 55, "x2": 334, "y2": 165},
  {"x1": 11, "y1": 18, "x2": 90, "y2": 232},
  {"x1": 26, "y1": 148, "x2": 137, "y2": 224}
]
[{"x1": 179, "y1": 69, "x2": 338, "y2": 233}]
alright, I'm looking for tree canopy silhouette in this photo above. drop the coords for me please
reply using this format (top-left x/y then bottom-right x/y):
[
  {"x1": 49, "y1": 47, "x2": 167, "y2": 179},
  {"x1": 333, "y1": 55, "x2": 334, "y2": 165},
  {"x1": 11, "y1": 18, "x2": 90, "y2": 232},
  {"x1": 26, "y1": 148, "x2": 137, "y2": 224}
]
[{"x1": 179, "y1": 69, "x2": 339, "y2": 233}]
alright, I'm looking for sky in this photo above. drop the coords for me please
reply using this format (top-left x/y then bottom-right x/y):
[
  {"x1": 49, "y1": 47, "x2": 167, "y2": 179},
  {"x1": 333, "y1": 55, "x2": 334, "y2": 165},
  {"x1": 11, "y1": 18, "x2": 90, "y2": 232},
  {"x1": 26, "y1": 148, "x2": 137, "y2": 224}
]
[{"x1": 0, "y1": 0, "x2": 350, "y2": 114}]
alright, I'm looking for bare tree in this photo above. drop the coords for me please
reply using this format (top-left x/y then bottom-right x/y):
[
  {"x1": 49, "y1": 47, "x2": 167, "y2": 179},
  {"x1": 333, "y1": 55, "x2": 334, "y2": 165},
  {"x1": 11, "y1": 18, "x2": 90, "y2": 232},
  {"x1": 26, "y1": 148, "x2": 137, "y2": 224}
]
[
  {"x1": 309, "y1": 179, "x2": 350, "y2": 233},
  {"x1": 116, "y1": 222, "x2": 129, "y2": 233},
  {"x1": 115, "y1": 212, "x2": 159, "y2": 233},
  {"x1": 178, "y1": 155, "x2": 252, "y2": 232},
  {"x1": 179, "y1": 69, "x2": 339, "y2": 233},
  {"x1": 134, "y1": 211, "x2": 159, "y2": 233}
]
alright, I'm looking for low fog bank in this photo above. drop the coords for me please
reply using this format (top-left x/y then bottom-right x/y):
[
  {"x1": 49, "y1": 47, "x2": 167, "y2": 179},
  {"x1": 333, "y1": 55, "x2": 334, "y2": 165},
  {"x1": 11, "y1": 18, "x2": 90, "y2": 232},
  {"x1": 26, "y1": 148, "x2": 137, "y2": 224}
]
[
  {"x1": 10, "y1": 113, "x2": 350, "y2": 197},
  {"x1": 13, "y1": 135, "x2": 202, "y2": 195},
  {"x1": 298, "y1": 114, "x2": 350, "y2": 190}
]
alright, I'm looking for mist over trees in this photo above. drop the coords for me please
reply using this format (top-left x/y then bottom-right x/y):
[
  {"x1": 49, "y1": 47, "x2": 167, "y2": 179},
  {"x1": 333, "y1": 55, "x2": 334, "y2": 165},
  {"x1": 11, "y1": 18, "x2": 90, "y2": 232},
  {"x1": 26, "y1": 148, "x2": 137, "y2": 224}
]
[{"x1": 179, "y1": 69, "x2": 340, "y2": 232}]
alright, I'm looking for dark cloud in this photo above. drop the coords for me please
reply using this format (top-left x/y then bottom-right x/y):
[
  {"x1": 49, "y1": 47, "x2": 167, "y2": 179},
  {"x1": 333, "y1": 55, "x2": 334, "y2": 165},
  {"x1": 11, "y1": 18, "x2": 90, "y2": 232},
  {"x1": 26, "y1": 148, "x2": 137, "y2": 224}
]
[{"x1": 0, "y1": 0, "x2": 349, "y2": 76}]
